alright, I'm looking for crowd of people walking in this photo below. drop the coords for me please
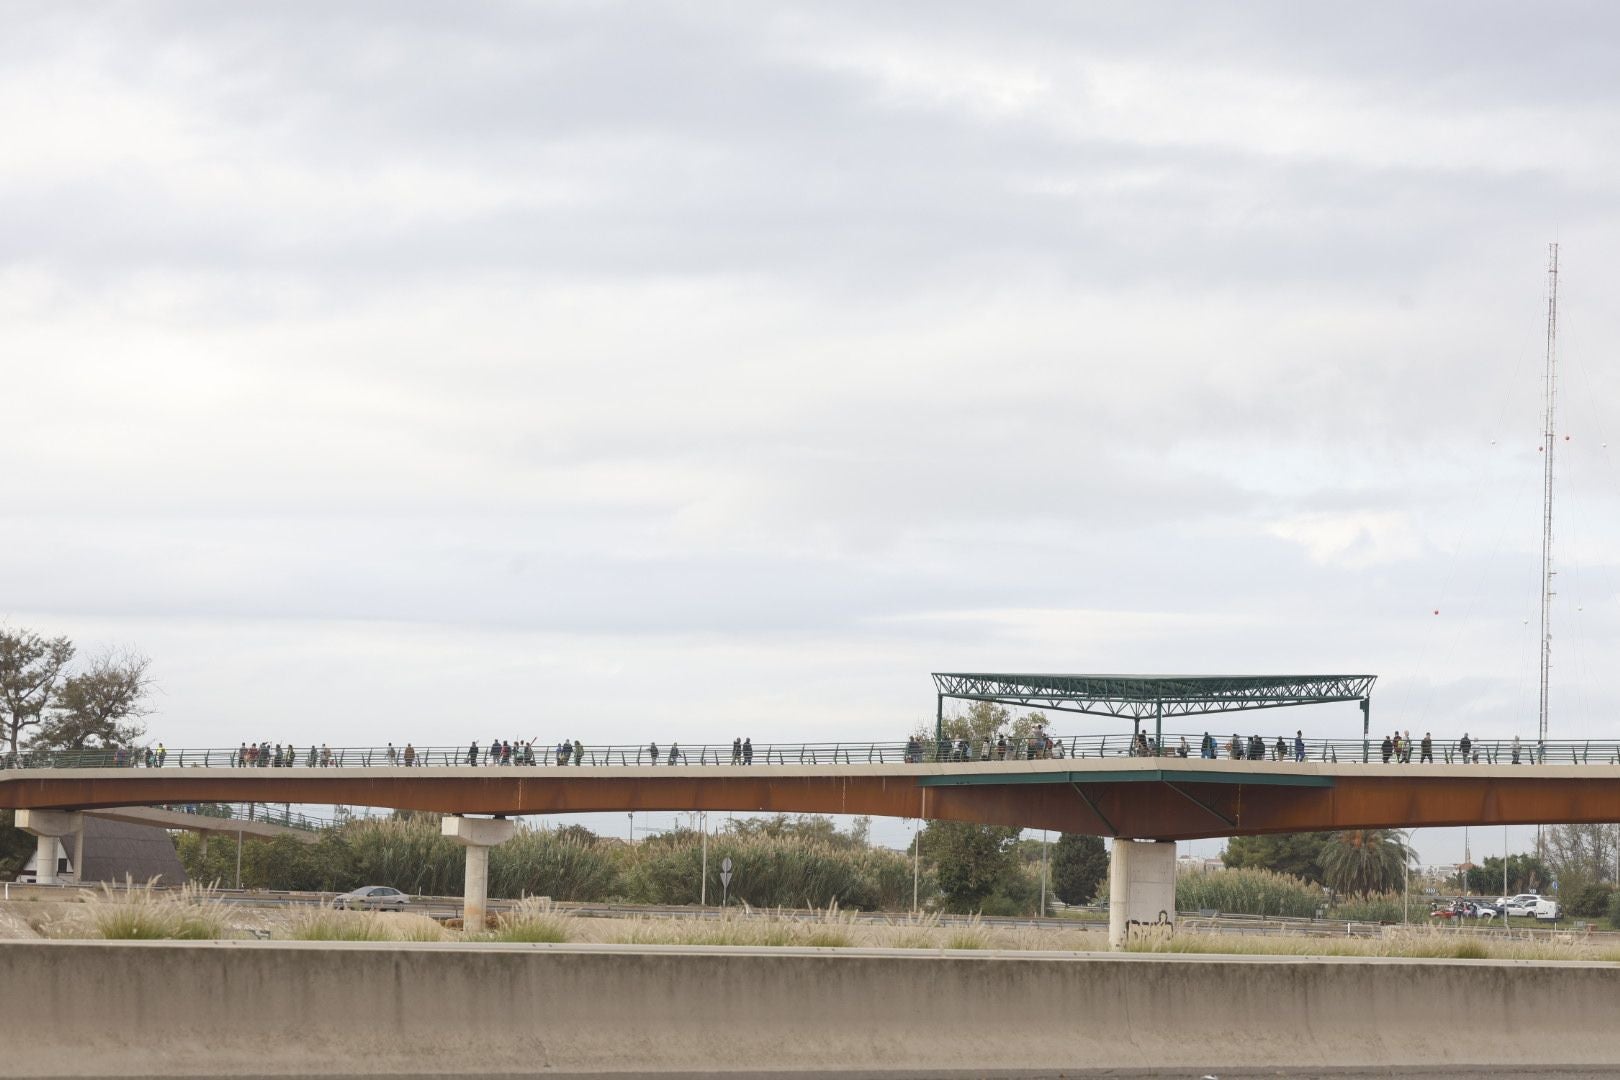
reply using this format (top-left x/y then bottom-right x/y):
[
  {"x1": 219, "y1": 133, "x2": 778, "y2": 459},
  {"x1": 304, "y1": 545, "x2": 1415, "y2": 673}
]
[
  {"x1": 3, "y1": 729, "x2": 1570, "y2": 771},
  {"x1": 903, "y1": 729, "x2": 1060, "y2": 763}
]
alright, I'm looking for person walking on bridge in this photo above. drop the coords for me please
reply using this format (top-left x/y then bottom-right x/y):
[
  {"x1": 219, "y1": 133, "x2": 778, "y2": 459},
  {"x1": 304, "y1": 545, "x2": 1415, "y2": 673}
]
[
  {"x1": 667, "y1": 742, "x2": 679, "y2": 765},
  {"x1": 1294, "y1": 730, "x2": 1305, "y2": 763},
  {"x1": 648, "y1": 741, "x2": 658, "y2": 765},
  {"x1": 1420, "y1": 732, "x2": 1433, "y2": 763},
  {"x1": 466, "y1": 741, "x2": 478, "y2": 766},
  {"x1": 1459, "y1": 732, "x2": 1472, "y2": 763},
  {"x1": 731, "y1": 738, "x2": 742, "y2": 765},
  {"x1": 742, "y1": 737, "x2": 753, "y2": 765}
]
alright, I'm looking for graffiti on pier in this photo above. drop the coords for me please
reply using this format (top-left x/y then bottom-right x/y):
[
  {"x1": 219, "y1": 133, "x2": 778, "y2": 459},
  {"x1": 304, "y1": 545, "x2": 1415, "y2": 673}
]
[{"x1": 1125, "y1": 910, "x2": 1174, "y2": 942}]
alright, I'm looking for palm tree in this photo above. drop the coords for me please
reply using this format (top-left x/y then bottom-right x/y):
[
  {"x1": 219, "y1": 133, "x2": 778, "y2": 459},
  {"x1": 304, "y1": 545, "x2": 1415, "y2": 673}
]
[{"x1": 1319, "y1": 829, "x2": 1412, "y2": 896}]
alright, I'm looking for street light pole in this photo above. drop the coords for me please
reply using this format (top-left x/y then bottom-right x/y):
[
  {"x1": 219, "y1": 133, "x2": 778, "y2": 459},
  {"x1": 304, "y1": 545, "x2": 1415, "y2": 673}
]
[{"x1": 700, "y1": 812, "x2": 709, "y2": 906}]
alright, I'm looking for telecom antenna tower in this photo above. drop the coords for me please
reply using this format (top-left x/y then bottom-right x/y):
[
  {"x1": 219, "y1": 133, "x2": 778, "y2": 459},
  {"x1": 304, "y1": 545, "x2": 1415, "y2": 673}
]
[{"x1": 1538, "y1": 243, "x2": 1559, "y2": 748}]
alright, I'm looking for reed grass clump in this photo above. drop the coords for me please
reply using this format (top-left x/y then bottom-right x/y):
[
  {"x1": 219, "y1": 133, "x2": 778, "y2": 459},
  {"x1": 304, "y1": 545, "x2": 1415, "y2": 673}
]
[
  {"x1": 1126, "y1": 926, "x2": 1609, "y2": 962},
  {"x1": 609, "y1": 906, "x2": 855, "y2": 948},
  {"x1": 1174, "y1": 868, "x2": 1322, "y2": 918},
  {"x1": 887, "y1": 911, "x2": 943, "y2": 949},
  {"x1": 84, "y1": 880, "x2": 230, "y2": 940},
  {"x1": 490, "y1": 830, "x2": 622, "y2": 902},
  {"x1": 484, "y1": 897, "x2": 573, "y2": 943},
  {"x1": 943, "y1": 915, "x2": 991, "y2": 950},
  {"x1": 284, "y1": 907, "x2": 397, "y2": 941},
  {"x1": 1328, "y1": 892, "x2": 1405, "y2": 924},
  {"x1": 344, "y1": 818, "x2": 466, "y2": 897}
]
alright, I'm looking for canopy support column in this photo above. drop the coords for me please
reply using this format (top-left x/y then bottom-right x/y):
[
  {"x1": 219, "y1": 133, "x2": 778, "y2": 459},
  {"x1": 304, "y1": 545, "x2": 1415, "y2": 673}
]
[{"x1": 1361, "y1": 697, "x2": 1371, "y2": 764}]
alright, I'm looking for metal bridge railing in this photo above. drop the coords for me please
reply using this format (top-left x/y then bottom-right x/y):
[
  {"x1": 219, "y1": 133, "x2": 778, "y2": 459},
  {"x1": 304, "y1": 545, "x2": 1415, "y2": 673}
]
[
  {"x1": 0, "y1": 735, "x2": 1610, "y2": 771},
  {"x1": 141, "y1": 801, "x2": 357, "y2": 832}
]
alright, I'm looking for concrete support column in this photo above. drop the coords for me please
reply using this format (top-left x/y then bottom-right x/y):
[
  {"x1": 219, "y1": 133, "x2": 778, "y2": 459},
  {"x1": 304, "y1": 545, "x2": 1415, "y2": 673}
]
[
  {"x1": 16, "y1": 810, "x2": 84, "y2": 885},
  {"x1": 1107, "y1": 838, "x2": 1177, "y2": 950},
  {"x1": 441, "y1": 815, "x2": 517, "y2": 932},
  {"x1": 33, "y1": 835, "x2": 61, "y2": 885}
]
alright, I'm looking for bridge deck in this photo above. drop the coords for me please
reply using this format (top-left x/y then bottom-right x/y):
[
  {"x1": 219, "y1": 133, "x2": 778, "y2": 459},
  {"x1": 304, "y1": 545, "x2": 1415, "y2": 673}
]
[{"x1": 6, "y1": 759, "x2": 1619, "y2": 839}]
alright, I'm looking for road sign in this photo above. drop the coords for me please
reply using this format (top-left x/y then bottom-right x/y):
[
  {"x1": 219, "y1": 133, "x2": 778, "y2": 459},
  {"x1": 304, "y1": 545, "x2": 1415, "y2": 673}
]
[{"x1": 720, "y1": 857, "x2": 733, "y2": 904}]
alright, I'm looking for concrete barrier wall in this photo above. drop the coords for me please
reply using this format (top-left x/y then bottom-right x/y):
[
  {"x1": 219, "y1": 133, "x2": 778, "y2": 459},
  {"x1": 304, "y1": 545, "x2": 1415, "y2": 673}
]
[{"x1": 4, "y1": 940, "x2": 1620, "y2": 1077}]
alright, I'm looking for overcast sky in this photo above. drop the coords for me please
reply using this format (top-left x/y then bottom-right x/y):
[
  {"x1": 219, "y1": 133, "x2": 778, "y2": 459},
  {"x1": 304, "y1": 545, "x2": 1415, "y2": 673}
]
[{"x1": 6, "y1": 2, "x2": 1620, "y2": 865}]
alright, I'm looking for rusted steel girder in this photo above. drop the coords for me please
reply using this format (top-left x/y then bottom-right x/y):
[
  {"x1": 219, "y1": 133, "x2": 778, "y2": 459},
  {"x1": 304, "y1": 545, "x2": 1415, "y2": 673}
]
[{"x1": 7, "y1": 765, "x2": 1620, "y2": 839}]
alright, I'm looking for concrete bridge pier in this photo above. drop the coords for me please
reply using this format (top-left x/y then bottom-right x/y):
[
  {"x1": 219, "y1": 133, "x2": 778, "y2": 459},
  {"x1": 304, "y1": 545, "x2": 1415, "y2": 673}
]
[
  {"x1": 15, "y1": 809, "x2": 83, "y2": 885},
  {"x1": 1107, "y1": 839, "x2": 1176, "y2": 950},
  {"x1": 441, "y1": 815, "x2": 516, "y2": 931}
]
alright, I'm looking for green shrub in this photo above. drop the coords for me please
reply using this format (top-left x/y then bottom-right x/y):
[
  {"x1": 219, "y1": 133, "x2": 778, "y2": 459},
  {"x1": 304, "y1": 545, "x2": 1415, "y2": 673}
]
[
  {"x1": 623, "y1": 831, "x2": 912, "y2": 910},
  {"x1": 1175, "y1": 868, "x2": 1321, "y2": 918},
  {"x1": 1568, "y1": 883, "x2": 1614, "y2": 919},
  {"x1": 1605, "y1": 888, "x2": 1620, "y2": 930}
]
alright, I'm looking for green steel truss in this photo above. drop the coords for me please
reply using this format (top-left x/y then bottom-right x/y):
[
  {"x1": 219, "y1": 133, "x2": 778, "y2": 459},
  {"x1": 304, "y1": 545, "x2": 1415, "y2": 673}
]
[{"x1": 930, "y1": 673, "x2": 1376, "y2": 721}]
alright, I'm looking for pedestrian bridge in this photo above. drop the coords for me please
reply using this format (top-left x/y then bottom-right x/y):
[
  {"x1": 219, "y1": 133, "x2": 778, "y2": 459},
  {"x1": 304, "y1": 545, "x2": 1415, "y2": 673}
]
[{"x1": 7, "y1": 754, "x2": 1620, "y2": 841}]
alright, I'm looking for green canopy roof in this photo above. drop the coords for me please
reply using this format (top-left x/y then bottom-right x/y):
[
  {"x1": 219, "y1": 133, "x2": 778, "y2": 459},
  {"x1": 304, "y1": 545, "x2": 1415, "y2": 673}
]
[{"x1": 931, "y1": 673, "x2": 1375, "y2": 721}]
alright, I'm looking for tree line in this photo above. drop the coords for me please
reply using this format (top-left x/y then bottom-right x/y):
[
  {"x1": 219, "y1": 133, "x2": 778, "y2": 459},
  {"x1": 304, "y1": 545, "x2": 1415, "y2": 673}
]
[{"x1": 175, "y1": 812, "x2": 1109, "y2": 913}]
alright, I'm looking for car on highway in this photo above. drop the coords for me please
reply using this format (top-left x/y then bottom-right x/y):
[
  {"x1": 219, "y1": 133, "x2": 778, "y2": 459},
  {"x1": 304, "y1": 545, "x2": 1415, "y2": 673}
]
[{"x1": 333, "y1": 885, "x2": 410, "y2": 911}]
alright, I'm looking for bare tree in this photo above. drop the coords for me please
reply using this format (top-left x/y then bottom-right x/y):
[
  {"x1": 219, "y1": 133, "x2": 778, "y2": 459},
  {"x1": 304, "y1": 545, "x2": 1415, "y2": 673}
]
[
  {"x1": 1541, "y1": 824, "x2": 1616, "y2": 888},
  {"x1": 0, "y1": 627, "x2": 75, "y2": 754},
  {"x1": 35, "y1": 649, "x2": 155, "y2": 751}
]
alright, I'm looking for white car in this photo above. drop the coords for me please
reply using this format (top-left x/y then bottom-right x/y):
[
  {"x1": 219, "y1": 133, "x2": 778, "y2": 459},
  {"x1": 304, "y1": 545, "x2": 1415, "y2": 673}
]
[
  {"x1": 1498, "y1": 893, "x2": 1548, "y2": 918},
  {"x1": 333, "y1": 885, "x2": 410, "y2": 911}
]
